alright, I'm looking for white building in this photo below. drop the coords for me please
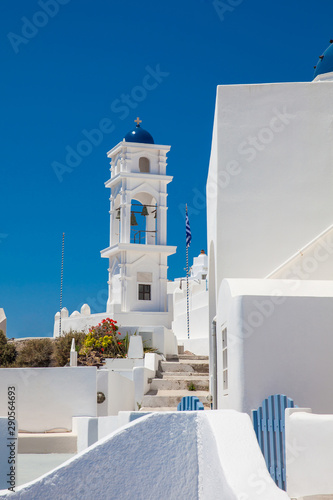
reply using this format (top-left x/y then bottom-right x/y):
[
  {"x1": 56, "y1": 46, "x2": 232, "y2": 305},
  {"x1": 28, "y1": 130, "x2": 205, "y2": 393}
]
[
  {"x1": 54, "y1": 119, "x2": 178, "y2": 356},
  {"x1": 207, "y1": 41, "x2": 333, "y2": 412},
  {"x1": 0, "y1": 309, "x2": 6, "y2": 336},
  {"x1": 169, "y1": 250, "x2": 209, "y2": 355}
]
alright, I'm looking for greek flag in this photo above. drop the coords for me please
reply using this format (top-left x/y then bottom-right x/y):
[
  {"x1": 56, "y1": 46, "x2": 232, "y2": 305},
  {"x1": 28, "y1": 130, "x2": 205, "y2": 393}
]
[{"x1": 186, "y1": 209, "x2": 192, "y2": 247}]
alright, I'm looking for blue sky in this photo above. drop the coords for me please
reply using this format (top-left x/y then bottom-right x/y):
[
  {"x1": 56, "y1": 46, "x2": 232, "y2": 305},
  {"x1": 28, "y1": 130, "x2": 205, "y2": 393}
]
[{"x1": 0, "y1": 0, "x2": 332, "y2": 337}]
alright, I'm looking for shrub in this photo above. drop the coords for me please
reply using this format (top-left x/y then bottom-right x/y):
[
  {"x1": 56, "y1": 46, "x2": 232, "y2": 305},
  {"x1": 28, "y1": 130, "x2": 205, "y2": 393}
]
[
  {"x1": 0, "y1": 331, "x2": 17, "y2": 367},
  {"x1": 54, "y1": 330, "x2": 86, "y2": 367},
  {"x1": 15, "y1": 338, "x2": 54, "y2": 367},
  {"x1": 80, "y1": 318, "x2": 126, "y2": 358}
]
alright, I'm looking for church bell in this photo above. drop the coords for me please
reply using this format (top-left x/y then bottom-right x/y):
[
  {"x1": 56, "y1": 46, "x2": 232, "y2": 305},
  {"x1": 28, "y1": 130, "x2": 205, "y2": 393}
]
[
  {"x1": 141, "y1": 205, "x2": 149, "y2": 216},
  {"x1": 131, "y1": 213, "x2": 138, "y2": 226}
]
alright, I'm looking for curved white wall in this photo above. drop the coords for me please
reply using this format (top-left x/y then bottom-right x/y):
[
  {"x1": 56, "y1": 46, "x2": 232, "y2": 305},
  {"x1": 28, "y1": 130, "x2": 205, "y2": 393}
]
[{"x1": 0, "y1": 411, "x2": 288, "y2": 500}]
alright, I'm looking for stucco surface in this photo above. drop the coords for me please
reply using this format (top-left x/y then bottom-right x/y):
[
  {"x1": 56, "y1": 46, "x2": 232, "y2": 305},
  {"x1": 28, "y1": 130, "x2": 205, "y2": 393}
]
[
  {"x1": 0, "y1": 368, "x2": 97, "y2": 432},
  {"x1": 205, "y1": 411, "x2": 289, "y2": 499},
  {"x1": 216, "y1": 280, "x2": 333, "y2": 414},
  {"x1": 286, "y1": 409, "x2": 333, "y2": 498},
  {"x1": 207, "y1": 81, "x2": 333, "y2": 312},
  {"x1": 0, "y1": 411, "x2": 288, "y2": 500}
]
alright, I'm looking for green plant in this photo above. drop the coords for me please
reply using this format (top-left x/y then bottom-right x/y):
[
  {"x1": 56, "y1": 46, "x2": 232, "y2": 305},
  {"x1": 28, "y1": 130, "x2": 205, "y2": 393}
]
[
  {"x1": 142, "y1": 341, "x2": 159, "y2": 354},
  {"x1": 0, "y1": 331, "x2": 17, "y2": 367},
  {"x1": 54, "y1": 330, "x2": 86, "y2": 366},
  {"x1": 15, "y1": 338, "x2": 54, "y2": 367},
  {"x1": 81, "y1": 318, "x2": 126, "y2": 359},
  {"x1": 188, "y1": 382, "x2": 196, "y2": 391},
  {"x1": 123, "y1": 332, "x2": 130, "y2": 353}
]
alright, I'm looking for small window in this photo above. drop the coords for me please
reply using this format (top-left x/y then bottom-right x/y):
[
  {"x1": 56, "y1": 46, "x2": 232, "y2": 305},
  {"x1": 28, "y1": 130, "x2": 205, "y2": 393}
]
[
  {"x1": 222, "y1": 327, "x2": 228, "y2": 394},
  {"x1": 139, "y1": 157, "x2": 150, "y2": 173},
  {"x1": 138, "y1": 284, "x2": 151, "y2": 300}
]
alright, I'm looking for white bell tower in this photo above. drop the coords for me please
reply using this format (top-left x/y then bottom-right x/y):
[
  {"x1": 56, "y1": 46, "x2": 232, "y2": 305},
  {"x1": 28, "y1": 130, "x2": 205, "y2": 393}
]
[{"x1": 101, "y1": 118, "x2": 176, "y2": 320}]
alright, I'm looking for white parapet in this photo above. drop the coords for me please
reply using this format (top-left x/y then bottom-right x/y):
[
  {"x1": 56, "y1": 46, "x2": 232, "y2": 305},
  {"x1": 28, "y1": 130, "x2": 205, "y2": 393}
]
[
  {"x1": 285, "y1": 408, "x2": 333, "y2": 498},
  {"x1": 0, "y1": 411, "x2": 288, "y2": 499},
  {"x1": 127, "y1": 335, "x2": 144, "y2": 359},
  {"x1": 53, "y1": 309, "x2": 177, "y2": 357},
  {"x1": 70, "y1": 338, "x2": 77, "y2": 367},
  {"x1": 96, "y1": 370, "x2": 135, "y2": 417},
  {"x1": 169, "y1": 279, "x2": 209, "y2": 355}
]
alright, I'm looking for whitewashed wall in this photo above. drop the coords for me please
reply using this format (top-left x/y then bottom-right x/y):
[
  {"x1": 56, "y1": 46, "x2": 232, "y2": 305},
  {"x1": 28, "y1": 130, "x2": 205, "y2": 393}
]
[
  {"x1": 216, "y1": 279, "x2": 333, "y2": 414},
  {"x1": 0, "y1": 411, "x2": 288, "y2": 500},
  {"x1": 54, "y1": 311, "x2": 178, "y2": 356},
  {"x1": 267, "y1": 224, "x2": 333, "y2": 280},
  {"x1": 97, "y1": 370, "x2": 134, "y2": 417},
  {"x1": 100, "y1": 354, "x2": 159, "y2": 412},
  {"x1": 0, "y1": 368, "x2": 97, "y2": 432},
  {"x1": 72, "y1": 417, "x2": 98, "y2": 454},
  {"x1": 207, "y1": 81, "x2": 333, "y2": 320},
  {"x1": 132, "y1": 366, "x2": 155, "y2": 409},
  {"x1": 285, "y1": 408, "x2": 333, "y2": 498},
  {"x1": 171, "y1": 281, "x2": 209, "y2": 355}
]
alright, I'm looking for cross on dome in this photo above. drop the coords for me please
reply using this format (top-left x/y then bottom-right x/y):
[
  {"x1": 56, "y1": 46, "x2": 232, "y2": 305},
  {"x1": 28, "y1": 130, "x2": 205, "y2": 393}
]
[{"x1": 124, "y1": 118, "x2": 154, "y2": 144}]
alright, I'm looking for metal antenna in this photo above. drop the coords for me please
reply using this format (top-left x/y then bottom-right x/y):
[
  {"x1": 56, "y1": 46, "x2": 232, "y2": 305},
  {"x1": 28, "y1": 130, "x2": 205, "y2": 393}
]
[{"x1": 59, "y1": 232, "x2": 65, "y2": 336}]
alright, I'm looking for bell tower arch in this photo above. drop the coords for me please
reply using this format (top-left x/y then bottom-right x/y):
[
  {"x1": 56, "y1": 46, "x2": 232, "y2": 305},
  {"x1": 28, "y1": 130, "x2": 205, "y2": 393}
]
[{"x1": 101, "y1": 118, "x2": 176, "y2": 315}]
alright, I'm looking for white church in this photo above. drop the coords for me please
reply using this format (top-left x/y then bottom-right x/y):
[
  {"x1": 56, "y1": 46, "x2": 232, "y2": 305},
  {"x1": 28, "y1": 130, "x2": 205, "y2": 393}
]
[
  {"x1": 3, "y1": 41, "x2": 333, "y2": 499},
  {"x1": 53, "y1": 117, "x2": 209, "y2": 355}
]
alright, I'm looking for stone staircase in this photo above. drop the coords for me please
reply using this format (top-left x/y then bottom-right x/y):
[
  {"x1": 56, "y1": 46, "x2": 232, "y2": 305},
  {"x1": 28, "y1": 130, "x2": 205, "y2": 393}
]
[{"x1": 140, "y1": 353, "x2": 210, "y2": 411}]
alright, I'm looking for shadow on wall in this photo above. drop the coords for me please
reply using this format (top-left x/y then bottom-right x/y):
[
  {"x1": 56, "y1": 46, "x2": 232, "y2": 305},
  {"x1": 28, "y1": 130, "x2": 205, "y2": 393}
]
[{"x1": 1, "y1": 411, "x2": 289, "y2": 499}]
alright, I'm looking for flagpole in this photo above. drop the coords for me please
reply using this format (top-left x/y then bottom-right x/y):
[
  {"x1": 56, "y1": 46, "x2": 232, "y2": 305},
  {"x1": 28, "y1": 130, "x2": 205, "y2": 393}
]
[
  {"x1": 186, "y1": 205, "x2": 190, "y2": 340},
  {"x1": 59, "y1": 232, "x2": 65, "y2": 337}
]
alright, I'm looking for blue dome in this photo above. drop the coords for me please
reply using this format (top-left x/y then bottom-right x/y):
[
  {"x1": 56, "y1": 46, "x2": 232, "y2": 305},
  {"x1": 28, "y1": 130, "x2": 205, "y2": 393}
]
[
  {"x1": 314, "y1": 42, "x2": 333, "y2": 79},
  {"x1": 124, "y1": 125, "x2": 154, "y2": 144}
]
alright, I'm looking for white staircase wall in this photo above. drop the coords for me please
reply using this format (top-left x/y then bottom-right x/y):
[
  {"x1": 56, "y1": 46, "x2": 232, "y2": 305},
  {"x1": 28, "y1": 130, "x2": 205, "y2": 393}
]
[{"x1": 0, "y1": 411, "x2": 288, "y2": 499}]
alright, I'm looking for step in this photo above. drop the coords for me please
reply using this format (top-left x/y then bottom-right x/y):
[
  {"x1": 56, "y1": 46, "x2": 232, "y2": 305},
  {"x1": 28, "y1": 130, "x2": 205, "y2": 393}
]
[
  {"x1": 160, "y1": 361, "x2": 209, "y2": 373},
  {"x1": 150, "y1": 377, "x2": 209, "y2": 391},
  {"x1": 165, "y1": 354, "x2": 179, "y2": 362},
  {"x1": 178, "y1": 355, "x2": 209, "y2": 361},
  {"x1": 161, "y1": 371, "x2": 209, "y2": 378},
  {"x1": 18, "y1": 432, "x2": 77, "y2": 454},
  {"x1": 141, "y1": 390, "x2": 209, "y2": 408},
  {"x1": 178, "y1": 359, "x2": 209, "y2": 366},
  {"x1": 298, "y1": 497, "x2": 333, "y2": 500}
]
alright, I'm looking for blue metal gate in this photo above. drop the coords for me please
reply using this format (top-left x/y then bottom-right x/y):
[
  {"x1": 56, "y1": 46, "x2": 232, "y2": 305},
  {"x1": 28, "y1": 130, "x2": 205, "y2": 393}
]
[{"x1": 252, "y1": 394, "x2": 296, "y2": 491}]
